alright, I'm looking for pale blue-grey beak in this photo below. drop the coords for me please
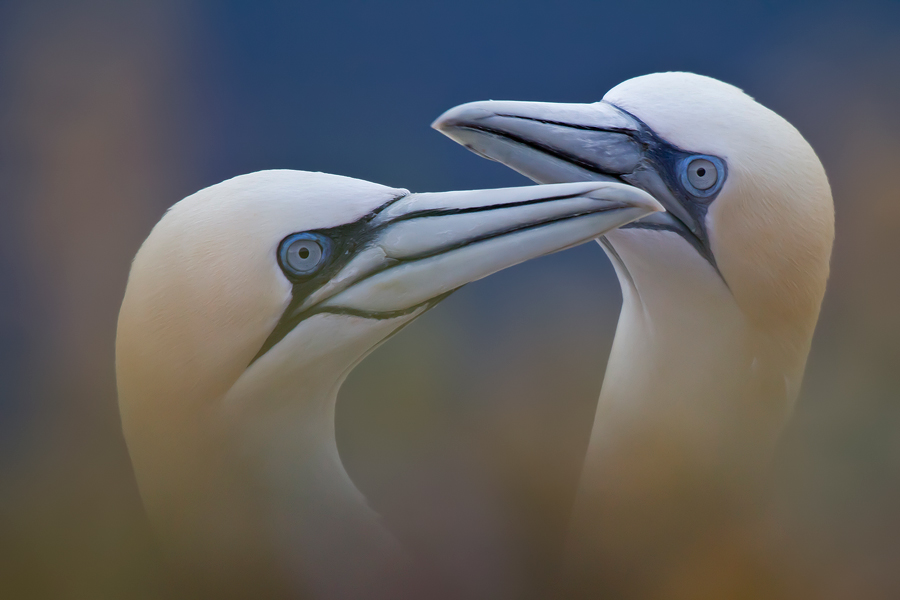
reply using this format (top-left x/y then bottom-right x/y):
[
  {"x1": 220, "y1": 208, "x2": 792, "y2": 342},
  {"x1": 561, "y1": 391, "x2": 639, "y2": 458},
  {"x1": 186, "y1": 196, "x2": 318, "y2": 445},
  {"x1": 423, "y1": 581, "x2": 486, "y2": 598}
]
[{"x1": 432, "y1": 100, "x2": 726, "y2": 267}]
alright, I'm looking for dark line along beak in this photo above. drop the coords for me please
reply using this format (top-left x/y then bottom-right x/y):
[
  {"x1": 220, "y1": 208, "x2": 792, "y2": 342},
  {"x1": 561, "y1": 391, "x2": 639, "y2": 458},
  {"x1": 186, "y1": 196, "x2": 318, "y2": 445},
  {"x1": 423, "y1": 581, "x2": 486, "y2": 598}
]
[
  {"x1": 431, "y1": 100, "x2": 719, "y2": 266},
  {"x1": 253, "y1": 181, "x2": 661, "y2": 363}
]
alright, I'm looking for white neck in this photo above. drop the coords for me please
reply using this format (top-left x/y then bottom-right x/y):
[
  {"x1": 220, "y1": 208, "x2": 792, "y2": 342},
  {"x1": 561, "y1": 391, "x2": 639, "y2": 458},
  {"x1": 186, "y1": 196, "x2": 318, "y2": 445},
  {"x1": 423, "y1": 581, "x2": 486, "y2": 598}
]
[
  {"x1": 590, "y1": 229, "x2": 798, "y2": 462},
  {"x1": 561, "y1": 230, "x2": 806, "y2": 597},
  {"x1": 125, "y1": 313, "x2": 433, "y2": 599},
  {"x1": 218, "y1": 313, "x2": 444, "y2": 600},
  {"x1": 225, "y1": 365, "x2": 411, "y2": 599}
]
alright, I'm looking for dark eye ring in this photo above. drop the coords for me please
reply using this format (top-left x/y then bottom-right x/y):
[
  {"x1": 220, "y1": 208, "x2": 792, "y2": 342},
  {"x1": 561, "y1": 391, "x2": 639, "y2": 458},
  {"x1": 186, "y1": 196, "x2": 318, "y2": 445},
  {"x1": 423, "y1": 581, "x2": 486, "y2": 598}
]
[
  {"x1": 278, "y1": 232, "x2": 332, "y2": 280},
  {"x1": 679, "y1": 155, "x2": 725, "y2": 198}
]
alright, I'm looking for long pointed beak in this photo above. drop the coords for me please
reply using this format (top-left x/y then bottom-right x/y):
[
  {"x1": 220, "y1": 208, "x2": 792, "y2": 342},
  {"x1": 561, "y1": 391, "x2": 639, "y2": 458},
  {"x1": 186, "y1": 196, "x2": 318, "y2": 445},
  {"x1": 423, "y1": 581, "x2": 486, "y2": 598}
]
[
  {"x1": 432, "y1": 100, "x2": 644, "y2": 185},
  {"x1": 252, "y1": 180, "x2": 662, "y2": 362},
  {"x1": 320, "y1": 181, "x2": 661, "y2": 314},
  {"x1": 432, "y1": 99, "x2": 716, "y2": 265}
]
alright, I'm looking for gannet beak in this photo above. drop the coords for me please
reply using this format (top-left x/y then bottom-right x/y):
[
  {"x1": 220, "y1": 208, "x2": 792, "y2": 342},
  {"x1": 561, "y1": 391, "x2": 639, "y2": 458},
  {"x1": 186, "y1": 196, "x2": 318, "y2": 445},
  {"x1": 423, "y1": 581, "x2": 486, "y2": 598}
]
[
  {"x1": 322, "y1": 181, "x2": 661, "y2": 314},
  {"x1": 432, "y1": 99, "x2": 715, "y2": 264},
  {"x1": 254, "y1": 181, "x2": 660, "y2": 361},
  {"x1": 432, "y1": 100, "x2": 645, "y2": 186}
]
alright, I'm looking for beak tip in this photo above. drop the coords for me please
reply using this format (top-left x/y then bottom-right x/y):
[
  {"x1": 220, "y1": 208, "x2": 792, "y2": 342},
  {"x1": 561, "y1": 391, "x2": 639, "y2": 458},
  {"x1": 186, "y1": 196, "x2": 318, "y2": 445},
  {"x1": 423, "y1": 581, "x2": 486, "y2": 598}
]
[
  {"x1": 583, "y1": 183, "x2": 664, "y2": 215},
  {"x1": 430, "y1": 115, "x2": 449, "y2": 132},
  {"x1": 432, "y1": 102, "x2": 496, "y2": 133},
  {"x1": 640, "y1": 194, "x2": 666, "y2": 215},
  {"x1": 645, "y1": 195, "x2": 666, "y2": 214}
]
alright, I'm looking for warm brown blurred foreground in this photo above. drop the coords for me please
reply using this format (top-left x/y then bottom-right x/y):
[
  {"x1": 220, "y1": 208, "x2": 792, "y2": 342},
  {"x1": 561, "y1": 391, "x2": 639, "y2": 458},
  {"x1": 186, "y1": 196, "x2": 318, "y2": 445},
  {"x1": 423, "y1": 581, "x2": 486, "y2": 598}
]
[{"x1": 1, "y1": 3, "x2": 899, "y2": 599}]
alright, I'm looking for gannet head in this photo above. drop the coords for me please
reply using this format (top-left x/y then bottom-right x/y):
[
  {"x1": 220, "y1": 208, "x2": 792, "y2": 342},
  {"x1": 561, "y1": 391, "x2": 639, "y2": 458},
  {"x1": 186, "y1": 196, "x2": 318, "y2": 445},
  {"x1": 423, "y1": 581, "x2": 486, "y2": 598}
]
[
  {"x1": 115, "y1": 169, "x2": 659, "y2": 568},
  {"x1": 433, "y1": 72, "x2": 834, "y2": 367}
]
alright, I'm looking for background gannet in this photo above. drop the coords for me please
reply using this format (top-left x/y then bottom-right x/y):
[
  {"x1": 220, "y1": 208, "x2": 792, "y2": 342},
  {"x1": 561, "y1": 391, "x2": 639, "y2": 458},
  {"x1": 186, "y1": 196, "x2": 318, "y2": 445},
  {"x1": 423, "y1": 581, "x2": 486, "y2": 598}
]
[
  {"x1": 115, "y1": 169, "x2": 659, "y2": 599},
  {"x1": 433, "y1": 72, "x2": 835, "y2": 598}
]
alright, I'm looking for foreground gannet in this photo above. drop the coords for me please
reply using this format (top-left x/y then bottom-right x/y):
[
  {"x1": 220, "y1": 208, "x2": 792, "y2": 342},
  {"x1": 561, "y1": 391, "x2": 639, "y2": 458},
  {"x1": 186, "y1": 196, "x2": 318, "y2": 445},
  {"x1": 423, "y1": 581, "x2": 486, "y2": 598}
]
[
  {"x1": 116, "y1": 170, "x2": 659, "y2": 599},
  {"x1": 433, "y1": 73, "x2": 834, "y2": 598}
]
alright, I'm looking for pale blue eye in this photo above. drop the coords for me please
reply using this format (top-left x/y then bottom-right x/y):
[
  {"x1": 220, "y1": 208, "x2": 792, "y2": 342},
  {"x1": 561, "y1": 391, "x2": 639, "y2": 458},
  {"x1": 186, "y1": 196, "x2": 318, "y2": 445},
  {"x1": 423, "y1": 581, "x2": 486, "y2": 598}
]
[
  {"x1": 679, "y1": 155, "x2": 725, "y2": 198},
  {"x1": 687, "y1": 159, "x2": 716, "y2": 189},
  {"x1": 279, "y1": 232, "x2": 332, "y2": 279}
]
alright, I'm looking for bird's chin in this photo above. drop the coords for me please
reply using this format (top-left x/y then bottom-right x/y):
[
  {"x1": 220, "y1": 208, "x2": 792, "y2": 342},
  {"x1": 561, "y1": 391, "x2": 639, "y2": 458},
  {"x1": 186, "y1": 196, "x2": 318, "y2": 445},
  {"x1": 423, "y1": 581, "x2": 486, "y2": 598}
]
[{"x1": 619, "y1": 211, "x2": 711, "y2": 259}]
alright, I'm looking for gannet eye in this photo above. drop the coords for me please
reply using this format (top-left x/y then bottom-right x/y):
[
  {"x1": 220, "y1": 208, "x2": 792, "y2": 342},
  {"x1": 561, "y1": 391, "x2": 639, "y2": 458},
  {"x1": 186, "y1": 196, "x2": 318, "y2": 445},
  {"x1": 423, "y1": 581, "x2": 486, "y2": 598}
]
[
  {"x1": 679, "y1": 155, "x2": 725, "y2": 198},
  {"x1": 278, "y1": 232, "x2": 332, "y2": 279}
]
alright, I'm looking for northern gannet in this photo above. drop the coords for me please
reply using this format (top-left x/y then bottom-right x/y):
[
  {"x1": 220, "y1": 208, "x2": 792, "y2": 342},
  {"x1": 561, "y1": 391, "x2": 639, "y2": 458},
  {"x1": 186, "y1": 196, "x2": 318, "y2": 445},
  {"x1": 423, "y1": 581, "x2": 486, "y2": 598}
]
[
  {"x1": 433, "y1": 72, "x2": 835, "y2": 598},
  {"x1": 115, "y1": 169, "x2": 659, "y2": 599}
]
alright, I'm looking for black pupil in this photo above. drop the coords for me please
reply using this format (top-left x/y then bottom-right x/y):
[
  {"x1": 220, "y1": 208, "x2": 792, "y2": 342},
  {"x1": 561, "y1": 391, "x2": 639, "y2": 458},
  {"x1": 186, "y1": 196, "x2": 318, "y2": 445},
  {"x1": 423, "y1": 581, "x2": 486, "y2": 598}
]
[
  {"x1": 298, "y1": 247, "x2": 310, "y2": 259},
  {"x1": 696, "y1": 167, "x2": 706, "y2": 177}
]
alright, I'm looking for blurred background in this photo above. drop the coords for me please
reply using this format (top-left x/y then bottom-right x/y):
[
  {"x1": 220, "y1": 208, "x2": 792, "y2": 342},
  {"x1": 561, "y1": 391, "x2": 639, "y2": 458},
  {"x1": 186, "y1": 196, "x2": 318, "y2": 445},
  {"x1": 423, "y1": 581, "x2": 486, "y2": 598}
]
[{"x1": 1, "y1": 1, "x2": 898, "y2": 598}]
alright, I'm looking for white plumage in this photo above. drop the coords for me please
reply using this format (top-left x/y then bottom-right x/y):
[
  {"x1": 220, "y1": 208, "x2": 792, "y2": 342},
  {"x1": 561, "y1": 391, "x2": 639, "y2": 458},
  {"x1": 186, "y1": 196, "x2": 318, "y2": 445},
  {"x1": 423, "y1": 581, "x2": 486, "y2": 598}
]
[
  {"x1": 115, "y1": 169, "x2": 659, "y2": 598},
  {"x1": 433, "y1": 72, "x2": 835, "y2": 598}
]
